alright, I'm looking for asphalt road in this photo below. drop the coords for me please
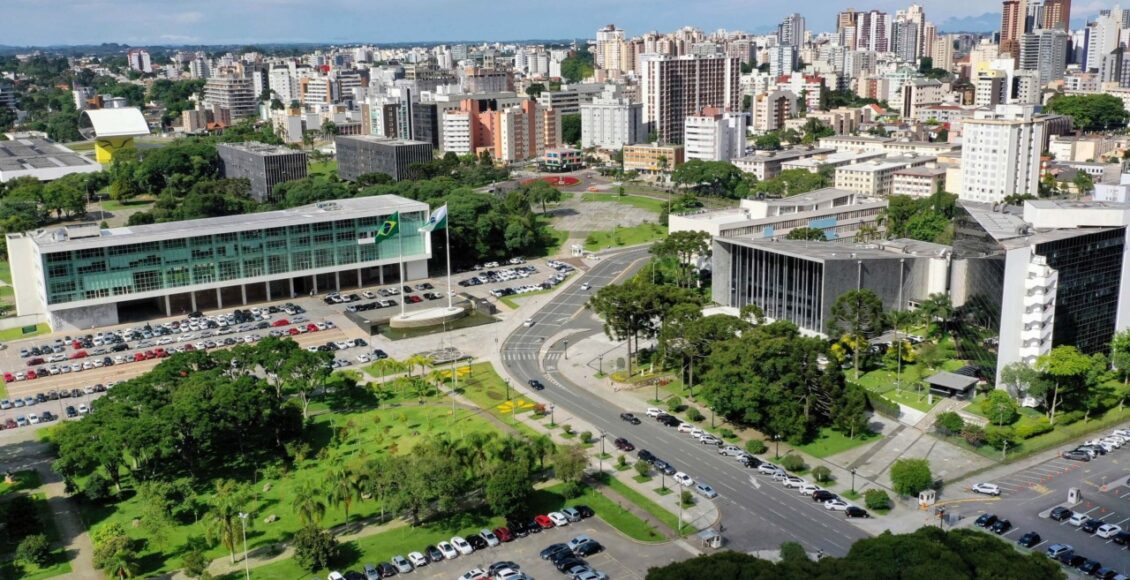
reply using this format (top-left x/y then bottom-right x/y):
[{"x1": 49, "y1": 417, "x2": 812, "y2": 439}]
[
  {"x1": 500, "y1": 247, "x2": 872, "y2": 556},
  {"x1": 957, "y1": 438, "x2": 1130, "y2": 573}
]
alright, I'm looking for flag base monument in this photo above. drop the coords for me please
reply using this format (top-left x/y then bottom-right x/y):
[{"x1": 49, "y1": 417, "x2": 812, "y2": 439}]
[{"x1": 389, "y1": 305, "x2": 468, "y2": 329}]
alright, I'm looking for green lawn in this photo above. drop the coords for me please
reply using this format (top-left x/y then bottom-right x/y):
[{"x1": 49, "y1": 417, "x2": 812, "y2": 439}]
[
  {"x1": 77, "y1": 401, "x2": 504, "y2": 576},
  {"x1": 852, "y1": 359, "x2": 967, "y2": 413},
  {"x1": 602, "y1": 475, "x2": 683, "y2": 535},
  {"x1": 0, "y1": 490, "x2": 72, "y2": 580},
  {"x1": 309, "y1": 159, "x2": 337, "y2": 176},
  {"x1": 0, "y1": 323, "x2": 50, "y2": 342},
  {"x1": 499, "y1": 285, "x2": 561, "y2": 309},
  {"x1": 541, "y1": 226, "x2": 571, "y2": 257},
  {"x1": 950, "y1": 405, "x2": 1130, "y2": 462},
  {"x1": 0, "y1": 261, "x2": 11, "y2": 284},
  {"x1": 452, "y1": 362, "x2": 543, "y2": 440},
  {"x1": 99, "y1": 197, "x2": 155, "y2": 212},
  {"x1": 580, "y1": 193, "x2": 668, "y2": 214},
  {"x1": 0, "y1": 470, "x2": 41, "y2": 496},
  {"x1": 583, "y1": 223, "x2": 667, "y2": 252},
  {"x1": 795, "y1": 427, "x2": 878, "y2": 459}
]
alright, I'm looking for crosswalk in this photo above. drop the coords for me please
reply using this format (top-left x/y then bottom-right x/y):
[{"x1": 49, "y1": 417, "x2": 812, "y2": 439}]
[{"x1": 502, "y1": 351, "x2": 562, "y2": 361}]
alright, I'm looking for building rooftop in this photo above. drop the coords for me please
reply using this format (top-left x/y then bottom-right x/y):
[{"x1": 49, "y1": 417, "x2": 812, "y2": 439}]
[
  {"x1": 0, "y1": 137, "x2": 101, "y2": 181},
  {"x1": 894, "y1": 166, "x2": 947, "y2": 177},
  {"x1": 781, "y1": 150, "x2": 885, "y2": 169},
  {"x1": 735, "y1": 147, "x2": 834, "y2": 164},
  {"x1": 724, "y1": 238, "x2": 937, "y2": 262},
  {"x1": 335, "y1": 135, "x2": 431, "y2": 147},
  {"x1": 839, "y1": 156, "x2": 936, "y2": 173},
  {"x1": 79, "y1": 108, "x2": 150, "y2": 138},
  {"x1": 960, "y1": 201, "x2": 1030, "y2": 241},
  {"x1": 218, "y1": 142, "x2": 305, "y2": 156},
  {"x1": 759, "y1": 187, "x2": 859, "y2": 206},
  {"x1": 19, "y1": 195, "x2": 427, "y2": 252}
]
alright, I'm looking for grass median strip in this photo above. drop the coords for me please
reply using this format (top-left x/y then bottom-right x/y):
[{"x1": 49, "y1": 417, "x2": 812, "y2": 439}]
[{"x1": 601, "y1": 475, "x2": 682, "y2": 534}]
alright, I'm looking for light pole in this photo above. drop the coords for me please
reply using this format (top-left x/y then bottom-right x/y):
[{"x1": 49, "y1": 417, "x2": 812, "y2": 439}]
[
  {"x1": 238, "y1": 512, "x2": 250, "y2": 580},
  {"x1": 550, "y1": 404, "x2": 556, "y2": 427},
  {"x1": 599, "y1": 431, "x2": 606, "y2": 475},
  {"x1": 850, "y1": 468, "x2": 857, "y2": 495},
  {"x1": 774, "y1": 434, "x2": 781, "y2": 459},
  {"x1": 598, "y1": 353, "x2": 603, "y2": 375},
  {"x1": 563, "y1": 339, "x2": 568, "y2": 360},
  {"x1": 504, "y1": 378, "x2": 510, "y2": 401}
]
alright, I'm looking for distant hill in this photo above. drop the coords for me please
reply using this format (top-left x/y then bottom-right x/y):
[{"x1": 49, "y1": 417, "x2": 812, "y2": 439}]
[{"x1": 940, "y1": 12, "x2": 1001, "y2": 33}]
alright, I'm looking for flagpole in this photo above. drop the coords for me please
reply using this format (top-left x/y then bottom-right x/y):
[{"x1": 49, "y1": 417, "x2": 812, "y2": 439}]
[
  {"x1": 398, "y1": 217, "x2": 405, "y2": 317},
  {"x1": 445, "y1": 222, "x2": 453, "y2": 309}
]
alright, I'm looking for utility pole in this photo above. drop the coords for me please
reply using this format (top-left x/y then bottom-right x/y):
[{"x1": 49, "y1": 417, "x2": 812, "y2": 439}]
[
  {"x1": 238, "y1": 512, "x2": 250, "y2": 580},
  {"x1": 851, "y1": 468, "x2": 857, "y2": 494}
]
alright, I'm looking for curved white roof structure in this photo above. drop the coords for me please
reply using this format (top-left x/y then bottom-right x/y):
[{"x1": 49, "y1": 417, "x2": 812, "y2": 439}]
[{"x1": 79, "y1": 108, "x2": 150, "y2": 138}]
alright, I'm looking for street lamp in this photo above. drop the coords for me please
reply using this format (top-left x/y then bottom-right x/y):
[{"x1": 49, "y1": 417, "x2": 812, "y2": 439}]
[
  {"x1": 598, "y1": 353, "x2": 603, "y2": 375},
  {"x1": 504, "y1": 378, "x2": 510, "y2": 401},
  {"x1": 563, "y1": 339, "x2": 569, "y2": 360},
  {"x1": 850, "y1": 468, "x2": 857, "y2": 495},
  {"x1": 598, "y1": 430, "x2": 606, "y2": 475},
  {"x1": 774, "y1": 434, "x2": 781, "y2": 459},
  {"x1": 550, "y1": 404, "x2": 556, "y2": 427},
  {"x1": 238, "y1": 512, "x2": 251, "y2": 580}
]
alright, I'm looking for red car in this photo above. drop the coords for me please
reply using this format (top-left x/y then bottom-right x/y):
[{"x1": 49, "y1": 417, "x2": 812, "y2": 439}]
[
  {"x1": 271, "y1": 319, "x2": 290, "y2": 327},
  {"x1": 4, "y1": 419, "x2": 16, "y2": 429},
  {"x1": 26, "y1": 357, "x2": 44, "y2": 367},
  {"x1": 182, "y1": 344, "x2": 196, "y2": 352},
  {"x1": 306, "y1": 324, "x2": 318, "y2": 332},
  {"x1": 71, "y1": 350, "x2": 88, "y2": 359},
  {"x1": 134, "y1": 352, "x2": 146, "y2": 362},
  {"x1": 408, "y1": 295, "x2": 423, "y2": 304},
  {"x1": 26, "y1": 370, "x2": 37, "y2": 380},
  {"x1": 3, "y1": 372, "x2": 13, "y2": 382},
  {"x1": 534, "y1": 514, "x2": 554, "y2": 529},
  {"x1": 155, "y1": 349, "x2": 169, "y2": 358},
  {"x1": 288, "y1": 327, "x2": 300, "y2": 336},
  {"x1": 493, "y1": 526, "x2": 513, "y2": 542},
  {"x1": 71, "y1": 340, "x2": 82, "y2": 349},
  {"x1": 614, "y1": 437, "x2": 635, "y2": 452}
]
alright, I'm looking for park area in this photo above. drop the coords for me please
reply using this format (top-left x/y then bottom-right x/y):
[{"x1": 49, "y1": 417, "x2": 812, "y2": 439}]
[{"x1": 0, "y1": 471, "x2": 72, "y2": 580}]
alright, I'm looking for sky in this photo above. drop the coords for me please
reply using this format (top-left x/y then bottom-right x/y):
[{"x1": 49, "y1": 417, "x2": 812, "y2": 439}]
[{"x1": 2, "y1": 0, "x2": 1115, "y2": 46}]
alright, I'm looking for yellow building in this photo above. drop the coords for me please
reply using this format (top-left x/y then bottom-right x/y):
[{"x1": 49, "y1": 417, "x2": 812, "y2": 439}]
[
  {"x1": 623, "y1": 143, "x2": 684, "y2": 174},
  {"x1": 79, "y1": 108, "x2": 151, "y2": 163}
]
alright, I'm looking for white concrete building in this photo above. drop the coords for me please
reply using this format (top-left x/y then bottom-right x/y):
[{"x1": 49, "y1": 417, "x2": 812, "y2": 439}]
[
  {"x1": 579, "y1": 85, "x2": 644, "y2": 150},
  {"x1": 834, "y1": 155, "x2": 936, "y2": 197},
  {"x1": 960, "y1": 105, "x2": 1046, "y2": 203},
  {"x1": 683, "y1": 108, "x2": 748, "y2": 162}
]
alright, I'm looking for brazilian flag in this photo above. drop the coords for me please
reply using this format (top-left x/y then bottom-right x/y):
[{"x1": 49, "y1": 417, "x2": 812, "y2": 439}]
[{"x1": 372, "y1": 212, "x2": 400, "y2": 243}]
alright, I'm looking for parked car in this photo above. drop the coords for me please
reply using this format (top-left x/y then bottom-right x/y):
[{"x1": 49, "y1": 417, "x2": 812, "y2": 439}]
[
  {"x1": 1068, "y1": 512, "x2": 1088, "y2": 527},
  {"x1": 971, "y1": 482, "x2": 1001, "y2": 496},
  {"x1": 561, "y1": 507, "x2": 583, "y2": 522},
  {"x1": 844, "y1": 506, "x2": 871, "y2": 518},
  {"x1": 540, "y1": 544, "x2": 571, "y2": 560},
  {"x1": 619, "y1": 412, "x2": 641, "y2": 424},
  {"x1": 407, "y1": 552, "x2": 428, "y2": 567},
  {"x1": 694, "y1": 483, "x2": 718, "y2": 498},
  {"x1": 390, "y1": 555, "x2": 413, "y2": 574},
  {"x1": 975, "y1": 513, "x2": 998, "y2": 528},
  {"x1": 613, "y1": 437, "x2": 635, "y2": 451},
  {"x1": 1096, "y1": 524, "x2": 1123, "y2": 539},
  {"x1": 548, "y1": 511, "x2": 570, "y2": 527},
  {"x1": 1017, "y1": 531, "x2": 1042, "y2": 548},
  {"x1": 824, "y1": 499, "x2": 850, "y2": 511},
  {"x1": 1049, "y1": 506, "x2": 1074, "y2": 521},
  {"x1": 534, "y1": 514, "x2": 554, "y2": 529},
  {"x1": 573, "y1": 540, "x2": 604, "y2": 556},
  {"x1": 990, "y1": 519, "x2": 1012, "y2": 534},
  {"x1": 1081, "y1": 518, "x2": 1104, "y2": 534},
  {"x1": 437, "y1": 541, "x2": 459, "y2": 559},
  {"x1": 451, "y1": 536, "x2": 474, "y2": 555},
  {"x1": 479, "y1": 528, "x2": 500, "y2": 547},
  {"x1": 673, "y1": 472, "x2": 694, "y2": 487}
]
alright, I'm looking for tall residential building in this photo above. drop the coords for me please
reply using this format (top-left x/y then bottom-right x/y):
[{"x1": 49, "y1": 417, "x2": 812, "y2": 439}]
[
  {"x1": 1020, "y1": 29, "x2": 1069, "y2": 85},
  {"x1": 855, "y1": 10, "x2": 891, "y2": 53},
  {"x1": 437, "y1": 99, "x2": 559, "y2": 162},
  {"x1": 837, "y1": 9, "x2": 859, "y2": 34},
  {"x1": 778, "y1": 13, "x2": 806, "y2": 47},
  {"x1": 460, "y1": 67, "x2": 513, "y2": 93},
  {"x1": 639, "y1": 54, "x2": 740, "y2": 144},
  {"x1": 893, "y1": 19, "x2": 921, "y2": 62},
  {"x1": 269, "y1": 68, "x2": 297, "y2": 105},
  {"x1": 752, "y1": 90, "x2": 798, "y2": 134},
  {"x1": 1043, "y1": 0, "x2": 1071, "y2": 30},
  {"x1": 127, "y1": 49, "x2": 152, "y2": 74},
  {"x1": 1000, "y1": 0, "x2": 1027, "y2": 58},
  {"x1": 204, "y1": 76, "x2": 258, "y2": 122},
  {"x1": 960, "y1": 105, "x2": 1046, "y2": 203},
  {"x1": 595, "y1": 24, "x2": 633, "y2": 73},
  {"x1": 580, "y1": 85, "x2": 645, "y2": 150},
  {"x1": 767, "y1": 45, "x2": 797, "y2": 77},
  {"x1": 1084, "y1": 12, "x2": 1122, "y2": 72},
  {"x1": 683, "y1": 108, "x2": 748, "y2": 162}
]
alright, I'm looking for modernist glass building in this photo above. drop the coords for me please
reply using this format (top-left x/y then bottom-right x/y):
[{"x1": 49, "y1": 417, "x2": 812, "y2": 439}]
[{"x1": 7, "y1": 195, "x2": 431, "y2": 330}]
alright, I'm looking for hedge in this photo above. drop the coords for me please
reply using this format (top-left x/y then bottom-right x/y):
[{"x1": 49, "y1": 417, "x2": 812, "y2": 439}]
[{"x1": 866, "y1": 391, "x2": 901, "y2": 419}]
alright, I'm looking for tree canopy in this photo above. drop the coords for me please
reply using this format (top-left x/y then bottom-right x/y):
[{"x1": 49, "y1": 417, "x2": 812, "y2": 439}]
[{"x1": 1046, "y1": 93, "x2": 1129, "y2": 132}]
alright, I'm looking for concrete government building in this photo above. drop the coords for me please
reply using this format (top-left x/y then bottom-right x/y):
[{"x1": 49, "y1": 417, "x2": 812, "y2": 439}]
[{"x1": 6, "y1": 196, "x2": 431, "y2": 330}]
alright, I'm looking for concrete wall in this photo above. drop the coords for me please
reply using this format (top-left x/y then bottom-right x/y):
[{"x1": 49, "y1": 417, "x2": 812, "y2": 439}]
[{"x1": 50, "y1": 302, "x2": 119, "y2": 332}]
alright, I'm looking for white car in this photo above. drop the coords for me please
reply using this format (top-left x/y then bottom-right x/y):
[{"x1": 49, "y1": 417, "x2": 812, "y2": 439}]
[
  {"x1": 673, "y1": 472, "x2": 694, "y2": 487},
  {"x1": 646, "y1": 407, "x2": 662, "y2": 418},
  {"x1": 407, "y1": 552, "x2": 428, "y2": 567},
  {"x1": 757, "y1": 463, "x2": 782, "y2": 475},
  {"x1": 437, "y1": 541, "x2": 459, "y2": 559},
  {"x1": 1068, "y1": 512, "x2": 1088, "y2": 526},
  {"x1": 356, "y1": 354, "x2": 371, "y2": 363},
  {"x1": 523, "y1": 319, "x2": 535, "y2": 327},
  {"x1": 677, "y1": 422, "x2": 694, "y2": 433},
  {"x1": 824, "y1": 499, "x2": 850, "y2": 511},
  {"x1": 451, "y1": 536, "x2": 474, "y2": 555},
  {"x1": 459, "y1": 569, "x2": 488, "y2": 580},
  {"x1": 27, "y1": 413, "x2": 39, "y2": 424},
  {"x1": 580, "y1": 283, "x2": 591, "y2": 291},
  {"x1": 77, "y1": 404, "x2": 89, "y2": 414},
  {"x1": 328, "y1": 572, "x2": 345, "y2": 580},
  {"x1": 782, "y1": 476, "x2": 807, "y2": 489},
  {"x1": 971, "y1": 483, "x2": 1001, "y2": 496},
  {"x1": 689, "y1": 427, "x2": 705, "y2": 439},
  {"x1": 362, "y1": 291, "x2": 376, "y2": 299},
  {"x1": 1096, "y1": 523, "x2": 1122, "y2": 538},
  {"x1": 798, "y1": 483, "x2": 821, "y2": 495},
  {"x1": 548, "y1": 511, "x2": 570, "y2": 527},
  {"x1": 479, "y1": 528, "x2": 500, "y2": 547}
]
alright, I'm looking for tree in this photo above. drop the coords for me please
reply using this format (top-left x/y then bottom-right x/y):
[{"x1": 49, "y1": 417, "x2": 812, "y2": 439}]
[
  {"x1": 283, "y1": 348, "x2": 333, "y2": 420},
  {"x1": 525, "y1": 83, "x2": 546, "y2": 98},
  {"x1": 560, "y1": 48, "x2": 594, "y2": 82},
  {"x1": 1035, "y1": 346, "x2": 1091, "y2": 424},
  {"x1": 92, "y1": 523, "x2": 137, "y2": 579},
  {"x1": 827, "y1": 289, "x2": 886, "y2": 379},
  {"x1": 181, "y1": 549, "x2": 211, "y2": 578},
  {"x1": 650, "y1": 230, "x2": 711, "y2": 289},
  {"x1": 552, "y1": 444, "x2": 589, "y2": 483},
  {"x1": 1111, "y1": 329, "x2": 1130, "y2": 410},
  {"x1": 785, "y1": 226, "x2": 826, "y2": 241},
  {"x1": 326, "y1": 463, "x2": 361, "y2": 525},
  {"x1": 755, "y1": 132, "x2": 782, "y2": 151},
  {"x1": 561, "y1": 113, "x2": 581, "y2": 146},
  {"x1": 864, "y1": 489, "x2": 892, "y2": 510},
  {"x1": 321, "y1": 118, "x2": 337, "y2": 139},
  {"x1": 204, "y1": 479, "x2": 250, "y2": 564},
  {"x1": 1046, "y1": 93, "x2": 1130, "y2": 132},
  {"x1": 889, "y1": 458, "x2": 932, "y2": 497},
  {"x1": 981, "y1": 390, "x2": 1019, "y2": 426},
  {"x1": 292, "y1": 525, "x2": 340, "y2": 572},
  {"x1": 634, "y1": 459, "x2": 651, "y2": 478},
  {"x1": 485, "y1": 461, "x2": 535, "y2": 518},
  {"x1": 16, "y1": 533, "x2": 51, "y2": 566},
  {"x1": 1073, "y1": 171, "x2": 1094, "y2": 200},
  {"x1": 916, "y1": 293, "x2": 954, "y2": 342},
  {"x1": 834, "y1": 384, "x2": 870, "y2": 439},
  {"x1": 1000, "y1": 361, "x2": 1042, "y2": 401},
  {"x1": 291, "y1": 480, "x2": 327, "y2": 527}
]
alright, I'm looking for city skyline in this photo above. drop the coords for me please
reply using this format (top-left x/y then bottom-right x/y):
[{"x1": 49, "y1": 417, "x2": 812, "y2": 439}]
[{"x1": 1, "y1": 0, "x2": 1111, "y2": 46}]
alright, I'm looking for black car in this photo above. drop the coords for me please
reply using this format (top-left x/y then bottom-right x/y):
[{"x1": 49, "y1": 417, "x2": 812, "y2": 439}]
[
  {"x1": 1062, "y1": 450, "x2": 1091, "y2": 461},
  {"x1": 402, "y1": 286, "x2": 413, "y2": 294},
  {"x1": 1082, "y1": 518, "x2": 1104, "y2": 533},
  {"x1": 525, "y1": 517, "x2": 542, "y2": 533},
  {"x1": 813, "y1": 490, "x2": 838, "y2": 502},
  {"x1": 466, "y1": 535, "x2": 488, "y2": 550},
  {"x1": 65, "y1": 406, "x2": 77, "y2": 418},
  {"x1": 637, "y1": 449, "x2": 656, "y2": 463},
  {"x1": 1112, "y1": 531, "x2": 1130, "y2": 545},
  {"x1": 613, "y1": 437, "x2": 635, "y2": 452},
  {"x1": 372, "y1": 349, "x2": 389, "y2": 360},
  {"x1": 528, "y1": 379, "x2": 545, "y2": 390},
  {"x1": 845, "y1": 506, "x2": 871, "y2": 518},
  {"x1": 1077, "y1": 559, "x2": 1102, "y2": 575},
  {"x1": 508, "y1": 520, "x2": 530, "y2": 537},
  {"x1": 344, "y1": 572, "x2": 366, "y2": 580},
  {"x1": 1061, "y1": 554, "x2": 1086, "y2": 567},
  {"x1": 974, "y1": 513, "x2": 997, "y2": 528},
  {"x1": 1094, "y1": 568, "x2": 1118, "y2": 580},
  {"x1": 573, "y1": 540, "x2": 604, "y2": 556},
  {"x1": 574, "y1": 504, "x2": 594, "y2": 519},
  {"x1": 376, "y1": 562, "x2": 398, "y2": 577},
  {"x1": 425, "y1": 545, "x2": 444, "y2": 562},
  {"x1": 620, "y1": 412, "x2": 641, "y2": 425},
  {"x1": 658, "y1": 414, "x2": 681, "y2": 427},
  {"x1": 740, "y1": 455, "x2": 763, "y2": 469},
  {"x1": 540, "y1": 543, "x2": 570, "y2": 560},
  {"x1": 1050, "y1": 506, "x2": 1073, "y2": 521},
  {"x1": 1017, "y1": 531, "x2": 1041, "y2": 548},
  {"x1": 990, "y1": 519, "x2": 1012, "y2": 534},
  {"x1": 654, "y1": 460, "x2": 676, "y2": 476},
  {"x1": 554, "y1": 556, "x2": 586, "y2": 571}
]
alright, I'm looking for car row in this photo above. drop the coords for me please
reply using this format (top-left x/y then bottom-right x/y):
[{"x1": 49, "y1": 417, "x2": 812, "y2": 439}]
[
  {"x1": 1044, "y1": 541, "x2": 1126, "y2": 579},
  {"x1": 461, "y1": 265, "x2": 538, "y2": 288},
  {"x1": 538, "y1": 534, "x2": 610, "y2": 580},
  {"x1": 1049, "y1": 506, "x2": 1129, "y2": 542},
  {"x1": 0, "y1": 383, "x2": 109, "y2": 411},
  {"x1": 1062, "y1": 429, "x2": 1130, "y2": 461}
]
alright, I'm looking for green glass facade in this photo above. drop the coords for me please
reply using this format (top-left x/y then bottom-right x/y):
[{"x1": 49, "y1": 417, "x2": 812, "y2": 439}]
[{"x1": 42, "y1": 211, "x2": 426, "y2": 306}]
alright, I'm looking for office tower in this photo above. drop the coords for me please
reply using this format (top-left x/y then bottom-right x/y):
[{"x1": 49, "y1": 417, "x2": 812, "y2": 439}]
[
  {"x1": 960, "y1": 106, "x2": 1046, "y2": 203},
  {"x1": 639, "y1": 54, "x2": 740, "y2": 144},
  {"x1": 217, "y1": 143, "x2": 309, "y2": 203},
  {"x1": 204, "y1": 75, "x2": 257, "y2": 121},
  {"x1": 778, "y1": 13, "x2": 806, "y2": 47},
  {"x1": 1020, "y1": 29, "x2": 1068, "y2": 85},
  {"x1": 580, "y1": 85, "x2": 645, "y2": 149},
  {"x1": 335, "y1": 136, "x2": 434, "y2": 182},
  {"x1": 855, "y1": 10, "x2": 891, "y2": 52},
  {"x1": 767, "y1": 45, "x2": 797, "y2": 77}
]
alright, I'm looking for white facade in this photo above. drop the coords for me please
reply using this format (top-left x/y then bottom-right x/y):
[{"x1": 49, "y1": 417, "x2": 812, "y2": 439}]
[
  {"x1": 767, "y1": 46, "x2": 796, "y2": 78},
  {"x1": 579, "y1": 86, "x2": 644, "y2": 150},
  {"x1": 960, "y1": 106, "x2": 1046, "y2": 203},
  {"x1": 269, "y1": 68, "x2": 297, "y2": 104},
  {"x1": 440, "y1": 110, "x2": 472, "y2": 156},
  {"x1": 683, "y1": 110, "x2": 748, "y2": 162}
]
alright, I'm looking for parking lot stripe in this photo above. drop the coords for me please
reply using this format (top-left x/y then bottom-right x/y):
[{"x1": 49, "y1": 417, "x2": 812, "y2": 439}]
[{"x1": 1033, "y1": 540, "x2": 1047, "y2": 549}]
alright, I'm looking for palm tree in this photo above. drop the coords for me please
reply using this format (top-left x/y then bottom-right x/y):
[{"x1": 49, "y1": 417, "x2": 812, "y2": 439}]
[
  {"x1": 327, "y1": 464, "x2": 361, "y2": 525},
  {"x1": 291, "y1": 480, "x2": 326, "y2": 527},
  {"x1": 531, "y1": 434, "x2": 556, "y2": 471},
  {"x1": 917, "y1": 293, "x2": 954, "y2": 342},
  {"x1": 105, "y1": 551, "x2": 138, "y2": 579},
  {"x1": 405, "y1": 354, "x2": 430, "y2": 378}
]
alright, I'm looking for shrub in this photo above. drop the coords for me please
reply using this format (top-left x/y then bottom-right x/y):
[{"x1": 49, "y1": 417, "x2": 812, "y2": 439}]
[
  {"x1": 634, "y1": 459, "x2": 651, "y2": 478},
  {"x1": 866, "y1": 391, "x2": 901, "y2": 419},
  {"x1": 720, "y1": 428, "x2": 735, "y2": 439},
  {"x1": 890, "y1": 459, "x2": 932, "y2": 497},
  {"x1": 562, "y1": 424, "x2": 574, "y2": 435},
  {"x1": 667, "y1": 396, "x2": 683, "y2": 413},
  {"x1": 984, "y1": 425, "x2": 1017, "y2": 450},
  {"x1": 780, "y1": 454, "x2": 807, "y2": 472},
  {"x1": 680, "y1": 490, "x2": 694, "y2": 507},
  {"x1": 864, "y1": 489, "x2": 891, "y2": 510},
  {"x1": 1014, "y1": 416, "x2": 1053, "y2": 439},
  {"x1": 292, "y1": 525, "x2": 339, "y2": 572},
  {"x1": 579, "y1": 431, "x2": 593, "y2": 444},
  {"x1": 812, "y1": 465, "x2": 832, "y2": 483},
  {"x1": 961, "y1": 424, "x2": 986, "y2": 447},
  {"x1": 1056, "y1": 410, "x2": 1085, "y2": 425},
  {"x1": 83, "y1": 472, "x2": 114, "y2": 503},
  {"x1": 981, "y1": 391, "x2": 1019, "y2": 426},
  {"x1": 935, "y1": 411, "x2": 965, "y2": 436},
  {"x1": 182, "y1": 549, "x2": 211, "y2": 578},
  {"x1": 686, "y1": 408, "x2": 705, "y2": 422},
  {"x1": 745, "y1": 440, "x2": 768, "y2": 455},
  {"x1": 617, "y1": 455, "x2": 627, "y2": 469},
  {"x1": 562, "y1": 481, "x2": 585, "y2": 499},
  {"x1": 16, "y1": 533, "x2": 50, "y2": 566}
]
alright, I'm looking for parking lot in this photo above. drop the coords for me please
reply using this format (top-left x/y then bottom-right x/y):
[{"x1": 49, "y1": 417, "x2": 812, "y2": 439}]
[
  {"x1": 958, "y1": 425, "x2": 1130, "y2": 576},
  {"x1": 361, "y1": 516, "x2": 689, "y2": 580}
]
